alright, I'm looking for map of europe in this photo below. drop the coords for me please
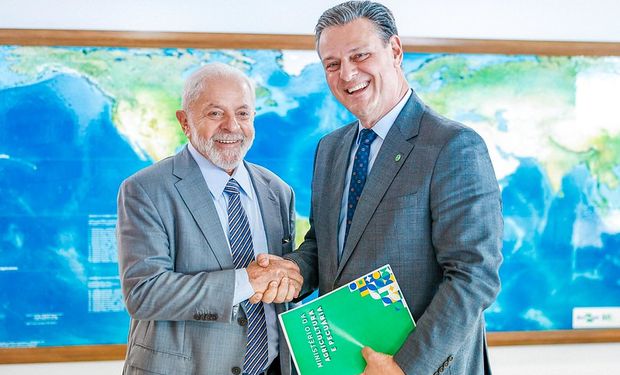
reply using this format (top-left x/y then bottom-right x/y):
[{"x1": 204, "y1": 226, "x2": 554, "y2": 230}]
[{"x1": 1, "y1": 45, "x2": 619, "y2": 347}]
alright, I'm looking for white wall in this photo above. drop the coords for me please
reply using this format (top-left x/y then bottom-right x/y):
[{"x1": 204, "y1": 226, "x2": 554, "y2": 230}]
[
  {"x1": 2, "y1": 0, "x2": 620, "y2": 42},
  {"x1": 1, "y1": 0, "x2": 619, "y2": 374}
]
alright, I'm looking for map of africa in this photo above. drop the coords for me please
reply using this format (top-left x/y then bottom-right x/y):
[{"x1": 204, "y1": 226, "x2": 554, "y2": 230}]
[{"x1": 0, "y1": 45, "x2": 619, "y2": 347}]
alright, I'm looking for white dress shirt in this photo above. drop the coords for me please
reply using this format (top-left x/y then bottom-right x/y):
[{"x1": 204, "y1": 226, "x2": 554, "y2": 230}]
[
  {"x1": 337, "y1": 89, "x2": 412, "y2": 258},
  {"x1": 188, "y1": 143, "x2": 278, "y2": 368}
]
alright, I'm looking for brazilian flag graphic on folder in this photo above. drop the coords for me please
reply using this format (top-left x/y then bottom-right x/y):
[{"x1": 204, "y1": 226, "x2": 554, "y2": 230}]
[{"x1": 279, "y1": 265, "x2": 415, "y2": 375}]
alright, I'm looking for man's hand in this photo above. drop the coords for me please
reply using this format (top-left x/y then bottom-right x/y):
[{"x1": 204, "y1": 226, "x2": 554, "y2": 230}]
[
  {"x1": 246, "y1": 254, "x2": 302, "y2": 304},
  {"x1": 360, "y1": 347, "x2": 405, "y2": 375}
]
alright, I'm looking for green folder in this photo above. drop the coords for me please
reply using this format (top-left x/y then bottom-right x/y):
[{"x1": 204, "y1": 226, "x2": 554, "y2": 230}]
[{"x1": 279, "y1": 264, "x2": 415, "y2": 375}]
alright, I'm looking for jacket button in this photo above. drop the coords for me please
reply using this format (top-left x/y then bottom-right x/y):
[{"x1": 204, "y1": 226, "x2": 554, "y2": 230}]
[
  {"x1": 207, "y1": 313, "x2": 218, "y2": 321},
  {"x1": 231, "y1": 366, "x2": 241, "y2": 375},
  {"x1": 193, "y1": 313, "x2": 200, "y2": 320},
  {"x1": 448, "y1": 355, "x2": 454, "y2": 362},
  {"x1": 237, "y1": 317, "x2": 248, "y2": 326}
]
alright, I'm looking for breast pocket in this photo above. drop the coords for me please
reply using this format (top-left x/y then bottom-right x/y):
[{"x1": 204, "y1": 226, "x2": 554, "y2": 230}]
[
  {"x1": 376, "y1": 192, "x2": 418, "y2": 212},
  {"x1": 369, "y1": 191, "x2": 430, "y2": 263}
]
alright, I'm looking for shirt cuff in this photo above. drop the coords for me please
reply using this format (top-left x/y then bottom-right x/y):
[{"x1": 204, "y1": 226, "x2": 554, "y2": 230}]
[{"x1": 234, "y1": 268, "x2": 255, "y2": 305}]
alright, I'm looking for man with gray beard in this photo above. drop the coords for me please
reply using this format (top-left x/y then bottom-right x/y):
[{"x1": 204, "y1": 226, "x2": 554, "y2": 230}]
[{"x1": 116, "y1": 63, "x2": 302, "y2": 375}]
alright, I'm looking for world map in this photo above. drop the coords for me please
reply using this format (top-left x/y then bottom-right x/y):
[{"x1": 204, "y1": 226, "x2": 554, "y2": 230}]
[{"x1": 1, "y1": 45, "x2": 619, "y2": 347}]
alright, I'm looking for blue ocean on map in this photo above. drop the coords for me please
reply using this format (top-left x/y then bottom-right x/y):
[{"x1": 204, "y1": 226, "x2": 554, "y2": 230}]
[{"x1": 0, "y1": 74, "x2": 148, "y2": 345}]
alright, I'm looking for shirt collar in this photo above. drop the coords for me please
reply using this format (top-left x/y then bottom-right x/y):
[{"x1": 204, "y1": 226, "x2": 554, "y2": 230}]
[
  {"x1": 356, "y1": 89, "x2": 412, "y2": 143},
  {"x1": 187, "y1": 143, "x2": 254, "y2": 201}
]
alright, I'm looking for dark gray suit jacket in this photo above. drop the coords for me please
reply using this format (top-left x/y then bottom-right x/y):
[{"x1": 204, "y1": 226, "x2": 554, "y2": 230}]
[
  {"x1": 287, "y1": 92, "x2": 503, "y2": 375},
  {"x1": 117, "y1": 146, "x2": 295, "y2": 375}
]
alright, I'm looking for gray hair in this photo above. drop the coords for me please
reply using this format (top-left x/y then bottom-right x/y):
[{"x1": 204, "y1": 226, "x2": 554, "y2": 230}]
[
  {"x1": 315, "y1": 1, "x2": 398, "y2": 46},
  {"x1": 181, "y1": 63, "x2": 255, "y2": 111}
]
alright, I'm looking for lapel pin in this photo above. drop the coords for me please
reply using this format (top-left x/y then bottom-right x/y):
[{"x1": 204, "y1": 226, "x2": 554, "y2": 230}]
[{"x1": 395, "y1": 154, "x2": 402, "y2": 162}]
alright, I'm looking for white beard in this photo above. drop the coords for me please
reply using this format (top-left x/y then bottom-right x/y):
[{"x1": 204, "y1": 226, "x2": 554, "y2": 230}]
[{"x1": 190, "y1": 126, "x2": 253, "y2": 171}]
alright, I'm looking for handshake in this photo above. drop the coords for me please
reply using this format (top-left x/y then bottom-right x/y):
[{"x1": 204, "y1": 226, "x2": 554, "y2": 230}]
[{"x1": 246, "y1": 254, "x2": 303, "y2": 304}]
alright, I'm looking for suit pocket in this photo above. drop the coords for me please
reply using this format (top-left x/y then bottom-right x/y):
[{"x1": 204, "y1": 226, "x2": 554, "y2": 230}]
[
  {"x1": 376, "y1": 192, "x2": 418, "y2": 212},
  {"x1": 126, "y1": 344, "x2": 191, "y2": 374},
  {"x1": 135, "y1": 320, "x2": 188, "y2": 357},
  {"x1": 370, "y1": 191, "x2": 430, "y2": 261}
]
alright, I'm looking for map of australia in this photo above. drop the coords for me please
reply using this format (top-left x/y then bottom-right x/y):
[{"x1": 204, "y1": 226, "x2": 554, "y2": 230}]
[{"x1": 0, "y1": 45, "x2": 619, "y2": 347}]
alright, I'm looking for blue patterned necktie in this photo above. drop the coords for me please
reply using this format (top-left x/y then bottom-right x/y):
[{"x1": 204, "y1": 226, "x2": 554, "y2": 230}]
[
  {"x1": 344, "y1": 129, "x2": 378, "y2": 247},
  {"x1": 224, "y1": 179, "x2": 268, "y2": 375}
]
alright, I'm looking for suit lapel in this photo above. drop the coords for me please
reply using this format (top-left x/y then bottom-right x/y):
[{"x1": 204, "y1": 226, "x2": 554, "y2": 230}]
[
  {"x1": 337, "y1": 94, "x2": 425, "y2": 277},
  {"x1": 246, "y1": 163, "x2": 282, "y2": 257},
  {"x1": 173, "y1": 147, "x2": 234, "y2": 269},
  {"x1": 324, "y1": 124, "x2": 359, "y2": 273}
]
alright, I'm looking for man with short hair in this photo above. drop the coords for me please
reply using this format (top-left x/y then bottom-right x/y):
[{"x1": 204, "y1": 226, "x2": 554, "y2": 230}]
[
  {"x1": 117, "y1": 63, "x2": 301, "y2": 375},
  {"x1": 258, "y1": 1, "x2": 503, "y2": 374}
]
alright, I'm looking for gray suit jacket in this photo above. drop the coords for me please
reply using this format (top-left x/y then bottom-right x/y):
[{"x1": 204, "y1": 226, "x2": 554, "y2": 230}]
[
  {"x1": 287, "y1": 92, "x2": 503, "y2": 375},
  {"x1": 117, "y1": 146, "x2": 295, "y2": 375}
]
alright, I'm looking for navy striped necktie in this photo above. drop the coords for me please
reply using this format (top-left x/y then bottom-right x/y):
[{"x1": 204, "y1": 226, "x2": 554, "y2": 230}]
[
  {"x1": 224, "y1": 178, "x2": 268, "y2": 375},
  {"x1": 344, "y1": 129, "x2": 378, "y2": 249}
]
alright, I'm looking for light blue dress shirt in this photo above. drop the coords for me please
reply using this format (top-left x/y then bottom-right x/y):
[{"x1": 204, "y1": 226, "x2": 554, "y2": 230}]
[
  {"x1": 337, "y1": 90, "x2": 412, "y2": 258},
  {"x1": 187, "y1": 143, "x2": 278, "y2": 368}
]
